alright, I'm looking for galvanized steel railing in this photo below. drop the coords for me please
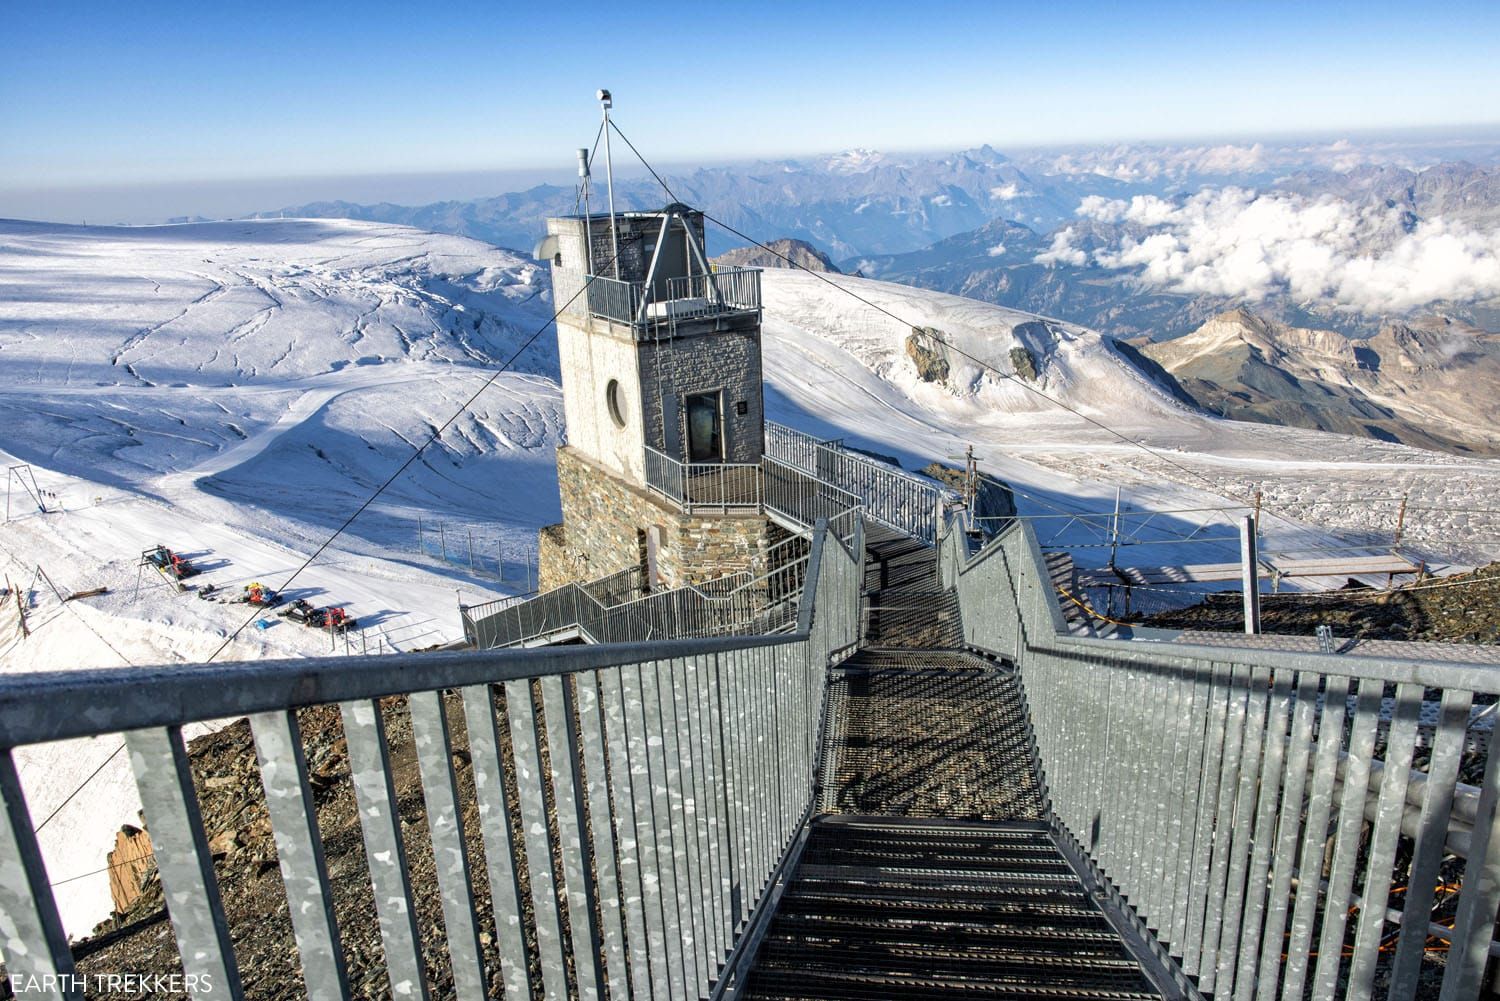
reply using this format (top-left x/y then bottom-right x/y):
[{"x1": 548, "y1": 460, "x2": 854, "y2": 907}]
[
  {"x1": 644, "y1": 447, "x2": 763, "y2": 513},
  {"x1": 459, "y1": 566, "x2": 647, "y2": 634},
  {"x1": 761, "y1": 456, "x2": 863, "y2": 543},
  {"x1": 764, "y1": 420, "x2": 951, "y2": 545},
  {"x1": 941, "y1": 517, "x2": 1500, "y2": 1001},
  {"x1": 663, "y1": 269, "x2": 761, "y2": 320},
  {"x1": 551, "y1": 267, "x2": 760, "y2": 332},
  {"x1": 763, "y1": 422, "x2": 835, "y2": 474},
  {"x1": 0, "y1": 522, "x2": 862, "y2": 1001},
  {"x1": 463, "y1": 538, "x2": 821, "y2": 651}
]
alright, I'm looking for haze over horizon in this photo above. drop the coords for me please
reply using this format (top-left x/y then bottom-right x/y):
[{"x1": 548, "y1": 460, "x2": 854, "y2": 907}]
[{"x1": 4, "y1": 0, "x2": 1500, "y2": 223}]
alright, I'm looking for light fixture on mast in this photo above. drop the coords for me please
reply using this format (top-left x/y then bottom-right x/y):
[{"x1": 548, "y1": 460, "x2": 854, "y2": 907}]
[{"x1": 598, "y1": 88, "x2": 621, "y2": 279}]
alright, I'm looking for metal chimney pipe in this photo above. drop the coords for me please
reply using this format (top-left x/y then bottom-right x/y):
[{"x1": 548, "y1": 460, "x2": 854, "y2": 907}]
[{"x1": 577, "y1": 147, "x2": 593, "y2": 273}]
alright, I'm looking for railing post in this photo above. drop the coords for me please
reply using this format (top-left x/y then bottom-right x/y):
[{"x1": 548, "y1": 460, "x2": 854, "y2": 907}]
[
  {"x1": 249, "y1": 710, "x2": 351, "y2": 1001},
  {"x1": 1239, "y1": 515, "x2": 1261, "y2": 634},
  {"x1": 0, "y1": 752, "x2": 81, "y2": 999},
  {"x1": 125, "y1": 726, "x2": 245, "y2": 999}
]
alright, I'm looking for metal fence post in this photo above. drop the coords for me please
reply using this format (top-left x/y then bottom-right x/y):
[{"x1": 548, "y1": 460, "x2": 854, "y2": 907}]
[{"x1": 1240, "y1": 515, "x2": 1261, "y2": 635}]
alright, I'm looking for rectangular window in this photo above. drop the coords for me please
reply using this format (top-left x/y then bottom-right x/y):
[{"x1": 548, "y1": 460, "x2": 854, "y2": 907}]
[{"x1": 684, "y1": 391, "x2": 723, "y2": 462}]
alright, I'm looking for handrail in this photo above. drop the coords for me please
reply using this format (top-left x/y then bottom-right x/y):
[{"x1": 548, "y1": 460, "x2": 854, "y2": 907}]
[
  {"x1": 552, "y1": 265, "x2": 761, "y2": 332},
  {"x1": 764, "y1": 419, "x2": 954, "y2": 545},
  {"x1": 943, "y1": 515, "x2": 1500, "y2": 1000},
  {"x1": 467, "y1": 549, "x2": 811, "y2": 650},
  {"x1": 0, "y1": 521, "x2": 861, "y2": 1001},
  {"x1": 643, "y1": 445, "x2": 763, "y2": 512}
]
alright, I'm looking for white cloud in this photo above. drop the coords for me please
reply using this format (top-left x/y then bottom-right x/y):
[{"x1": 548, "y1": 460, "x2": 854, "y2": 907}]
[
  {"x1": 1041, "y1": 186, "x2": 1500, "y2": 314},
  {"x1": 986, "y1": 243, "x2": 1007, "y2": 257},
  {"x1": 990, "y1": 183, "x2": 1020, "y2": 201},
  {"x1": 930, "y1": 194, "x2": 953, "y2": 207},
  {"x1": 1036, "y1": 228, "x2": 1087, "y2": 267}
]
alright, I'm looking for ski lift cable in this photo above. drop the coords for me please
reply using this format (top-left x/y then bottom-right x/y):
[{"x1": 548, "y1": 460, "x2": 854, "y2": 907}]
[
  {"x1": 204, "y1": 250, "x2": 623, "y2": 664},
  {"x1": 604, "y1": 119, "x2": 1415, "y2": 541},
  {"x1": 34, "y1": 247, "x2": 624, "y2": 848}
]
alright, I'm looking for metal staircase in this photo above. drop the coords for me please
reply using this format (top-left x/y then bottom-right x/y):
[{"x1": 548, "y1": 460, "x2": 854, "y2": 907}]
[
  {"x1": 736, "y1": 535, "x2": 1174, "y2": 1000},
  {"x1": 740, "y1": 819, "x2": 1165, "y2": 1001}
]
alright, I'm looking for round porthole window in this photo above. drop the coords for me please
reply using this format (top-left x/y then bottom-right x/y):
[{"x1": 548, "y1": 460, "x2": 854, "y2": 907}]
[{"x1": 605, "y1": 379, "x2": 627, "y2": 428}]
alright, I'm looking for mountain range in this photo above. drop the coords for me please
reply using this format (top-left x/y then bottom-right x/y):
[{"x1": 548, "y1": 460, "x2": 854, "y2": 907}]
[
  {"x1": 248, "y1": 136, "x2": 1500, "y2": 457},
  {"x1": 1136, "y1": 308, "x2": 1500, "y2": 456}
]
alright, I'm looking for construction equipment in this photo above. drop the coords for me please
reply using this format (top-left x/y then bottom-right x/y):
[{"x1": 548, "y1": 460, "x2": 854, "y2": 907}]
[
  {"x1": 308, "y1": 606, "x2": 355, "y2": 633},
  {"x1": 239, "y1": 582, "x2": 280, "y2": 608},
  {"x1": 142, "y1": 545, "x2": 198, "y2": 581},
  {"x1": 278, "y1": 601, "x2": 355, "y2": 632}
]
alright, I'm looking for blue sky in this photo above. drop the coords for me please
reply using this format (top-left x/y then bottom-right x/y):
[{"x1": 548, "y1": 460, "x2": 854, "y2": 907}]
[{"x1": 3, "y1": 0, "x2": 1498, "y2": 214}]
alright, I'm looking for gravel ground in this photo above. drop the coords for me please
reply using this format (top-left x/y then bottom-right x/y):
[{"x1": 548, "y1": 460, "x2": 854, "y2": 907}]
[{"x1": 1140, "y1": 562, "x2": 1500, "y2": 644}]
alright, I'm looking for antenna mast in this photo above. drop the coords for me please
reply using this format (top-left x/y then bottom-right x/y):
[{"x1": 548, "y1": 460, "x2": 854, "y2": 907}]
[{"x1": 598, "y1": 89, "x2": 621, "y2": 279}]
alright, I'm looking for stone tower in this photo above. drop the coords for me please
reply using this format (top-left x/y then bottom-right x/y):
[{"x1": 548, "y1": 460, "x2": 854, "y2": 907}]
[{"x1": 534, "y1": 205, "x2": 787, "y2": 591}]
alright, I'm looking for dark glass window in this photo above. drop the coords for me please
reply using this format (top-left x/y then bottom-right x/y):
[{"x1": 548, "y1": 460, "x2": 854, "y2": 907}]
[{"x1": 685, "y1": 391, "x2": 722, "y2": 462}]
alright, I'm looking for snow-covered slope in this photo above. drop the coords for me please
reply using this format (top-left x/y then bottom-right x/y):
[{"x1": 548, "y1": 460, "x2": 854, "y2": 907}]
[
  {"x1": 759, "y1": 269, "x2": 1500, "y2": 562},
  {"x1": 0, "y1": 218, "x2": 567, "y2": 935},
  {"x1": 5, "y1": 221, "x2": 1500, "y2": 939}
]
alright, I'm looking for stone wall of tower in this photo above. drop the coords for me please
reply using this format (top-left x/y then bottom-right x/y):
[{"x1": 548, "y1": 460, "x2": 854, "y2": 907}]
[
  {"x1": 538, "y1": 446, "x2": 788, "y2": 592},
  {"x1": 638, "y1": 323, "x2": 765, "y2": 462}
]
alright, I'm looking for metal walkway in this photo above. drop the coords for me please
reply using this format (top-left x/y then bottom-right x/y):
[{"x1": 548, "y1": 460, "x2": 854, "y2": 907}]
[
  {"x1": 740, "y1": 818, "x2": 1164, "y2": 1000},
  {"x1": 737, "y1": 535, "x2": 1168, "y2": 999}
]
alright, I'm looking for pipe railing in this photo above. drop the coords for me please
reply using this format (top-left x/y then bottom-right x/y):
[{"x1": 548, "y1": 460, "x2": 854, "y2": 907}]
[
  {"x1": 761, "y1": 456, "x2": 863, "y2": 543},
  {"x1": 0, "y1": 522, "x2": 861, "y2": 1001},
  {"x1": 764, "y1": 420, "x2": 952, "y2": 545},
  {"x1": 662, "y1": 269, "x2": 761, "y2": 319},
  {"x1": 643, "y1": 447, "x2": 763, "y2": 513},
  {"x1": 941, "y1": 516, "x2": 1500, "y2": 1001},
  {"x1": 464, "y1": 541, "x2": 821, "y2": 651},
  {"x1": 552, "y1": 266, "x2": 760, "y2": 332}
]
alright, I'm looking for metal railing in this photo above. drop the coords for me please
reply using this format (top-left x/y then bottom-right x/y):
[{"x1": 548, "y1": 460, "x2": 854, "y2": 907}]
[
  {"x1": 763, "y1": 423, "x2": 839, "y2": 473},
  {"x1": 764, "y1": 420, "x2": 952, "y2": 545},
  {"x1": 941, "y1": 516, "x2": 1500, "y2": 1001},
  {"x1": 457, "y1": 567, "x2": 647, "y2": 635},
  {"x1": 761, "y1": 456, "x2": 863, "y2": 542},
  {"x1": 0, "y1": 522, "x2": 861, "y2": 1001},
  {"x1": 463, "y1": 533, "x2": 825, "y2": 651},
  {"x1": 552, "y1": 266, "x2": 760, "y2": 332},
  {"x1": 662, "y1": 269, "x2": 762, "y2": 320},
  {"x1": 644, "y1": 446, "x2": 763, "y2": 513}
]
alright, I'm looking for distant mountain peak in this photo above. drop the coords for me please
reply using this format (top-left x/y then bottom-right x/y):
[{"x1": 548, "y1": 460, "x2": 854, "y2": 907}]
[
  {"x1": 1139, "y1": 309, "x2": 1500, "y2": 455},
  {"x1": 712, "y1": 238, "x2": 841, "y2": 274},
  {"x1": 821, "y1": 148, "x2": 888, "y2": 174}
]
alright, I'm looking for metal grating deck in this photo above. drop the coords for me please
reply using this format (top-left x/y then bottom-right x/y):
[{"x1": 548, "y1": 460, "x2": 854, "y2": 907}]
[
  {"x1": 738, "y1": 817, "x2": 1164, "y2": 1000},
  {"x1": 823, "y1": 649, "x2": 1043, "y2": 822}
]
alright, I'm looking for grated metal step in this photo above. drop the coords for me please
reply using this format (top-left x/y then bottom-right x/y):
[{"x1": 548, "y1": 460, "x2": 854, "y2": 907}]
[
  {"x1": 862, "y1": 523, "x2": 964, "y2": 647},
  {"x1": 738, "y1": 818, "x2": 1163, "y2": 1001},
  {"x1": 822, "y1": 650, "x2": 1042, "y2": 821}
]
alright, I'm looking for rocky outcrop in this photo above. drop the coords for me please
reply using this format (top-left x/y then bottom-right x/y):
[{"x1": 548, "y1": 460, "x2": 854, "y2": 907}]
[
  {"x1": 1139, "y1": 308, "x2": 1500, "y2": 456},
  {"x1": 106, "y1": 824, "x2": 154, "y2": 915},
  {"x1": 1008, "y1": 346, "x2": 1038, "y2": 382},
  {"x1": 712, "y1": 238, "x2": 841, "y2": 273},
  {"x1": 906, "y1": 327, "x2": 951, "y2": 383},
  {"x1": 1143, "y1": 562, "x2": 1500, "y2": 646}
]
